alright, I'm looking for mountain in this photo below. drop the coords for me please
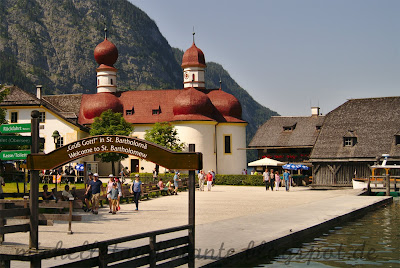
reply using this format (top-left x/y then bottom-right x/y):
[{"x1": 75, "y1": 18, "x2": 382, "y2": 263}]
[
  {"x1": 0, "y1": 0, "x2": 278, "y2": 161},
  {"x1": 0, "y1": 0, "x2": 182, "y2": 93}
]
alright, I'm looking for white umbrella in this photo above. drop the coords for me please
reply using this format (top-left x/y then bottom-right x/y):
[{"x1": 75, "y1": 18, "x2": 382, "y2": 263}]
[{"x1": 248, "y1": 158, "x2": 286, "y2": 167}]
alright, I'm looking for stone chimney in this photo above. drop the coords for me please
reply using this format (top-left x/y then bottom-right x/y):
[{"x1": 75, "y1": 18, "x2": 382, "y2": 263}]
[
  {"x1": 311, "y1": 107, "x2": 320, "y2": 116},
  {"x1": 36, "y1": 85, "x2": 42, "y2": 99}
]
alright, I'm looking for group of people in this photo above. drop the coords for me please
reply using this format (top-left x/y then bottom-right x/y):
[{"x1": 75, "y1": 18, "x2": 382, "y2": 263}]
[
  {"x1": 106, "y1": 174, "x2": 123, "y2": 214},
  {"x1": 82, "y1": 172, "x2": 142, "y2": 214},
  {"x1": 156, "y1": 171, "x2": 180, "y2": 195},
  {"x1": 262, "y1": 169, "x2": 292, "y2": 191},
  {"x1": 197, "y1": 170, "x2": 215, "y2": 191}
]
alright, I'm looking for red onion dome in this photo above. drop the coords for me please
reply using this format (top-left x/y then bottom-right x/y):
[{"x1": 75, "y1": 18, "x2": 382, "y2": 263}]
[
  {"x1": 207, "y1": 90, "x2": 242, "y2": 119},
  {"x1": 94, "y1": 38, "x2": 118, "y2": 66},
  {"x1": 173, "y1": 87, "x2": 214, "y2": 116},
  {"x1": 82, "y1": 93, "x2": 123, "y2": 119},
  {"x1": 181, "y1": 43, "x2": 206, "y2": 68}
]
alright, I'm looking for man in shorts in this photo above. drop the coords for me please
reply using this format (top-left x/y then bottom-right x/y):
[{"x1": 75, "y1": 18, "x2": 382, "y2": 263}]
[{"x1": 85, "y1": 173, "x2": 104, "y2": 214}]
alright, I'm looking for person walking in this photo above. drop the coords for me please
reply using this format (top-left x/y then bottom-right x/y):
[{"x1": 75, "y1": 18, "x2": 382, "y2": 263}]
[
  {"x1": 197, "y1": 170, "x2": 205, "y2": 191},
  {"x1": 84, "y1": 173, "x2": 93, "y2": 212},
  {"x1": 109, "y1": 183, "x2": 119, "y2": 214},
  {"x1": 114, "y1": 177, "x2": 122, "y2": 211},
  {"x1": 86, "y1": 173, "x2": 103, "y2": 214},
  {"x1": 152, "y1": 168, "x2": 158, "y2": 182},
  {"x1": 211, "y1": 169, "x2": 216, "y2": 186},
  {"x1": 106, "y1": 175, "x2": 115, "y2": 213},
  {"x1": 283, "y1": 170, "x2": 291, "y2": 191},
  {"x1": 275, "y1": 171, "x2": 281, "y2": 190},
  {"x1": 206, "y1": 171, "x2": 213, "y2": 191},
  {"x1": 262, "y1": 169, "x2": 270, "y2": 191},
  {"x1": 131, "y1": 174, "x2": 142, "y2": 210},
  {"x1": 269, "y1": 169, "x2": 275, "y2": 191},
  {"x1": 173, "y1": 172, "x2": 181, "y2": 195}
]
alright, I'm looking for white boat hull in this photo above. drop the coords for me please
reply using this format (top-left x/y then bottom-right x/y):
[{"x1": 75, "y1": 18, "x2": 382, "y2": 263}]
[{"x1": 352, "y1": 179, "x2": 384, "y2": 189}]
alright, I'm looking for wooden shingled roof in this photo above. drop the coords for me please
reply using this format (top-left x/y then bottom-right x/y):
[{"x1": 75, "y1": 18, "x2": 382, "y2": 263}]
[
  {"x1": 249, "y1": 115, "x2": 325, "y2": 148},
  {"x1": 310, "y1": 97, "x2": 400, "y2": 161}
]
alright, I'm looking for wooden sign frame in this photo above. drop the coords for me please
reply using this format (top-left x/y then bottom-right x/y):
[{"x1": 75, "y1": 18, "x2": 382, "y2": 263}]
[{"x1": 26, "y1": 135, "x2": 203, "y2": 171}]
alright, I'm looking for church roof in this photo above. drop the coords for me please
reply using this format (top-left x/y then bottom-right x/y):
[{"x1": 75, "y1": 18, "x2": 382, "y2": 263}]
[
  {"x1": 78, "y1": 89, "x2": 246, "y2": 125},
  {"x1": 181, "y1": 43, "x2": 206, "y2": 68}
]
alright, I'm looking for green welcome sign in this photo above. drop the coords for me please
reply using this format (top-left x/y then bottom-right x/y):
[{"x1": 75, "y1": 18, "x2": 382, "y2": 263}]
[
  {"x1": 0, "y1": 150, "x2": 31, "y2": 160},
  {"x1": 0, "y1": 123, "x2": 31, "y2": 133}
]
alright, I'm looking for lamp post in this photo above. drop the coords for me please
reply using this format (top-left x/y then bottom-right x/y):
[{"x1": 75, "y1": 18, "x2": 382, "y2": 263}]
[
  {"x1": 51, "y1": 130, "x2": 60, "y2": 192},
  {"x1": 52, "y1": 130, "x2": 60, "y2": 149}
]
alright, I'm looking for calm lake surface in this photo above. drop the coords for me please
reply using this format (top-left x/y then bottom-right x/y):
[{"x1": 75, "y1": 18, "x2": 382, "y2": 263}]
[{"x1": 253, "y1": 197, "x2": 400, "y2": 268}]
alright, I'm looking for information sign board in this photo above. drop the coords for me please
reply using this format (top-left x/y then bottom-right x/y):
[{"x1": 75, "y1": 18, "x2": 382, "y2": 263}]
[
  {"x1": 0, "y1": 124, "x2": 31, "y2": 133},
  {"x1": 0, "y1": 150, "x2": 31, "y2": 160}
]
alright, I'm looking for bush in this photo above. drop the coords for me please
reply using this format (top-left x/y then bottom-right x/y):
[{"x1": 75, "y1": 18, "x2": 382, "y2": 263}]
[{"x1": 215, "y1": 174, "x2": 264, "y2": 186}]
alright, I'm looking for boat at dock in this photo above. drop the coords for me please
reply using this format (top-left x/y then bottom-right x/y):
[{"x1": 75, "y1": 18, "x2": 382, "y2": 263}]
[{"x1": 352, "y1": 164, "x2": 400, "y2": 192}]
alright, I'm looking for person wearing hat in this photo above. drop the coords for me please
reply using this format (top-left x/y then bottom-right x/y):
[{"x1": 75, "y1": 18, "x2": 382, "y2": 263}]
[
  {"x1": 173, "y1": 171, "x2": 181, "y2": 195},
  {"x1": 85, "y1": 173, "x2": 104, "y2": 214},
  {"x1": 130, "y1": 174, "x2": 142, "y2": 210},
  {"x1": 106, "y1": 174, "x2": 115, "y2": 213}
]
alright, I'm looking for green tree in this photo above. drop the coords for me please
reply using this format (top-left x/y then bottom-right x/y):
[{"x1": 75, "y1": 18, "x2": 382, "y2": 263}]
[
  {"x1": 0, "y1": 85, "x2": 9, "y2": 125},
  {"x1": 89, "y1": 109, "x2": 134, "y2": 175},
  {"x1": 144, "y1": 122, "x2": 185, "y2": 173}
]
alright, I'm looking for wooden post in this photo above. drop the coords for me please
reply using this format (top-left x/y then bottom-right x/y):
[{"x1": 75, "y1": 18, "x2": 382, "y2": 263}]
[
  {"x1": 0, "y1": 203, "x2": 4, "y2": 244},
  {"x1": 29, "y1": 110, "x2": 40, "y2": 249},
  {"x1": 0, "y1": 260, "x2": 10, "y2": 268},
  {"x1": 188, "y1": 144, "x2": 195, "y2": 268},
  {"x1": 98, "y1": 244, "x2": 108, "y2": 268},
  {"x1": 386, "y1": 172, "x2": 390, "y2": 196},
  {"x1": 367, "y1": 176, "x2": 371, "y2": 195},
  {"x1": 149, "y1": 235, "x2": 156, "y2": 268},
  {"x1": 68, "y1": 198, "x2": 73, "y2": 234}
]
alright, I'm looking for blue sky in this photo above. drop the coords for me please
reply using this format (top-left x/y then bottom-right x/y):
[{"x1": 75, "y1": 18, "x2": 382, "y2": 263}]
[{"x1": 129, "y1": 0, "x2": 399, "y2": 116}]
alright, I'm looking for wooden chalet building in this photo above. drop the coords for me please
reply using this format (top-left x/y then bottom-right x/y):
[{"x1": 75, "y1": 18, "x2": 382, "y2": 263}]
[
  {"x1": 249, "y1": 107, "x2": 325, "y2": 165},
  {"x1": 309, "y1": 97, "x2": 400, "y2": 186}
]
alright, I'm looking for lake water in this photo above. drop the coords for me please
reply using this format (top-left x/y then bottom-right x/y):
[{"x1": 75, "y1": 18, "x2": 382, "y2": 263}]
[{"x1": 252, "y1": 197, "x2": 400, "y2": 267}]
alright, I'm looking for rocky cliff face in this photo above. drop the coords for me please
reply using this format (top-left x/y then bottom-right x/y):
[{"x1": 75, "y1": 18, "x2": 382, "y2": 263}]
[{"x1": 0, "y1": 0, "x2": 182, "y2": 94}]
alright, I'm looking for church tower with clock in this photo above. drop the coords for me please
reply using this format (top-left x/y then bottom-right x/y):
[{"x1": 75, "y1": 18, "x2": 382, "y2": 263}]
[{"x1": 181, "y1": 35, "x2": 206, "y2": 89}]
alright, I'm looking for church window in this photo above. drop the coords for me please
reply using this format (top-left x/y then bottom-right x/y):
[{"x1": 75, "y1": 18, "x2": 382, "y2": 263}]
[
  {"x1": 192, "y1": 74, "x2": 195, "y2": 82},
  {"x1": 11, "y1": 112, "x2": 18, "y2": 123},
  {"x1": 111, "y1": 78, "x2": 113, "y2": 85},
  {"x1": 224, "y1": 135, "x2": 232, "y2": 154},
  {"x1": 152, "y1": 106, "x2": 161, "y2": 115}
]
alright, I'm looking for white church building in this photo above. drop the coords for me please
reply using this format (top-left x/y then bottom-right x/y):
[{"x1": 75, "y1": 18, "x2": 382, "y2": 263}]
[{"x1": 1, "y1": 34, "x2": 247, "y2": 175}]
